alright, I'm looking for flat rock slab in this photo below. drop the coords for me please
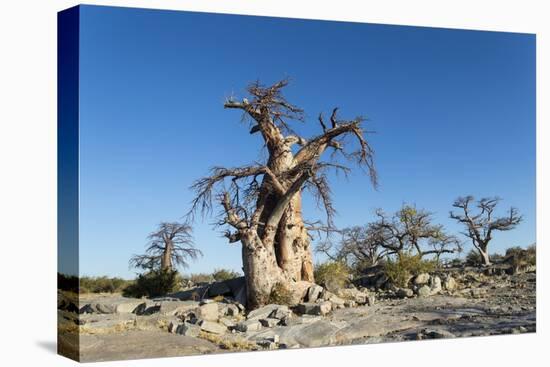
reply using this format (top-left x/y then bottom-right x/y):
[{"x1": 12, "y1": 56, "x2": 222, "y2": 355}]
[
  {"x1": 247, "y1": 320, "x2": 344, "y2": 348},
  {"x1": 247, "y1": 304, "x2": 289, "y2": 321},
  {"x1": 334, "y1": 317, "x2": 418, "y2": 343},
  {"x1": 79, "y1": 330, "x2": 218, "y2": 362},
  {"x1": 79, "y1": 296, "x2": 145, "y2": 314},
  {"x1": 155, "y1": 300, "x2": 200, "y2": 316}
]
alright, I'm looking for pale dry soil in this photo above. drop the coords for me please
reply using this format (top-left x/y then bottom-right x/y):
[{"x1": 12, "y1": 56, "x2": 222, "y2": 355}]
[{"x1": 62, "y1": 272, "x2": 535, "y2": 362}]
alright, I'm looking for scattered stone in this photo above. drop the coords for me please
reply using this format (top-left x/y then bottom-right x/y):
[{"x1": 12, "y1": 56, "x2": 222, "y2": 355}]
[
  {"x1": 469, "y1": 288, "x2": 487, "y2": 298},
  {"x1": 414, "y1": 273, "x2": 430, "y2": 285},
  {"x1": 417, "y1": 285, "x2": 431, "y2": 297},
  {"x1": 256, "y1": 339, "x2": 277, "y2": 350},
  {"x1": 270, "y1": 306, "x2": 292, "y2": 320},
  {"x1": 366, "y1": 293, "x2": 376, "y2": 306},
  {"x1": 198, "y1": 320, "x2": 226, "y2": 335},
  {"x1": 168, "y1": 320, "x2": 179, "y2": 333},
  {"x1": 221, "y1": 304, "x2": 240, "y2": 317},
  {"x1": 322, "y1": 292, "x2": 346, "y2": 308},
  {"x1": 235, "y1": 320, "x2": 262, "y2": 332},
  {"x1": 158, "y1": 301, "x2": 199, "y2": 316},
  {"x1": 318, "y1": 301, "x2": 332, "y2": 315},
  {"x1": 296, "y1": 301, "x2": 332, "y2": 316},
  {"x1": 306, "y1": 284, "x2": 324, "y2": 302},
  {"x1": 198, "y1": 302, "x2": 219, "y2": 321},
  {"x1": 337, "y1": 288, "x2": 370, "y2": 304},
  {"x1": 79, "y1": 304, "x2": 95, "y2": 314},
  {"x1": 396, "y1": 288, "x2": 414, "y2": 298},
  {"x1": 219, "y1": 317, "x2": 237, "y2": 328},
  {"x1": 418, "y1": 328, "x2": 456, "y2": 339},
  {"x1": 248, "y1": 304, "x2": 289, "y2": 321},
  {"x1": 429, "y1": 276, "x2": 442, "y2": 295},
  {"x1": 259, "y1": 318, "x2": 280, "y2": 328},
  {"x1": 443, "y1": 276, "x2": 457, "y2": 291},
  {"x1": 176, "y1": 322, "x2": 201, "y2": 337},
  {"x1": 344, "y1": 300, "x2": 356, "y2": 308}
]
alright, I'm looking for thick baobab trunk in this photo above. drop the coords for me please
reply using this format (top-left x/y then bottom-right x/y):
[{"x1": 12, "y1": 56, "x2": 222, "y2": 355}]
[
  {"x1": 241, "y1": 149, "x2": 316, "y2": 308},
  {"x1": 241, "y1": 231, "x2": 284, "y2": 308},
  {"x1": 276, "y1": 194, "x2": 314, "y2": 281},
  {"x1": 241, "y1": 199, "x2": 313, "y2": 309},
  {"x1": 161, "y1": 242, "x2": 172, "y2": 270}
]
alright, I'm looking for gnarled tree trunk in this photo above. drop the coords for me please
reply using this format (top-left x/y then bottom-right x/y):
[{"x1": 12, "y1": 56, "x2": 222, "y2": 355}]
[{"x1": 191, "y1": 80, "x2": 377, "y2": 309}]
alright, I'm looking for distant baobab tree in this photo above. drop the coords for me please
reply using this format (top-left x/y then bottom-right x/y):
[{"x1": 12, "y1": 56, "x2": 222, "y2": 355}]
[
  {"x1": 189, "y1": 79, "x2": 377, "y2": 309},
  {"x1": 450, "y1": 196, "x2": 522, "y2": 266},
  {"x1": 369, "y1": 205, "x2": 462, "y2": 261},
  {"x1": 129, "y1": 222, "x2": 202, "y2": 272}
]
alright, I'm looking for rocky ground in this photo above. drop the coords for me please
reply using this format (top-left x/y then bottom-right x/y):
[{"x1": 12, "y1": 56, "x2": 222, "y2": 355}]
[{"x1": 58, "y1": 268, "x2": 536, "y2": 362}]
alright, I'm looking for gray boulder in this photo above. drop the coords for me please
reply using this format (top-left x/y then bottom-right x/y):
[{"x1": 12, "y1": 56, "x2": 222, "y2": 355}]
[
  {"x1": 176, "y1": 322, "x2": 201, "y2": 337},
  {"x1": 429, "y1": 275, "x2": 442, "y2": 295},
  {"x1": 306, "y1": 285, "x2": 324, "y2": 302},
  {"x1": 443, "y1": 276, "x2": 457, "y2": 291},
  {"x1": 417, "y1": 285, "x2": 431, "y2": 297},
  {"x1": 396, "y1": 288, "x2": 414, "y2": 298},
  {"x1": 296, "y1": 301, "x2": 332, "y2": 316},
  {"x1": 259, "y1": 318, "x2": 280, "y2": 328},
  {"x1": 256, "y1": 339, "x2": 277, "y2": 350},
  {"x1": 247, "y1": 304, "x2": 289, "y2": 321},
  {"x1": 207, "y1": 281, "x2": 232, "y2": 298},
  {"x1": 235, "y1": 319, "x2": 262, "y2": 332},
  {"x1": 220, "y1": 303, "x2": 240, "y2": 317},
  {"x1": 158, "y1": 300, "x2": 199, "y2": 316},
  {"x1": 198, "y1": 320, "x2": 226, "y2": 334},
  {"x1": 414, "y1": 273, "x2": 430, "y2": 285},
  {"x1": 198, "y1": 302, "x2": 219, "y2": 321}
]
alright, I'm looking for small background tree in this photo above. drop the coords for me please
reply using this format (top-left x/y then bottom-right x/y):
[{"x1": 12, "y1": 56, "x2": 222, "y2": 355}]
[
  {"x1": 127, "y1": 222, "x2": 202, "y2": 297},
  {"x1": 450, "y1": 196, "x2": 522, "y2": 266},
  {"x1": 129, "y1": 222, "x2": 202, "y2": 272},
  {"x1": 371, "y1": 204, "x2": 462, "y2": 260}
]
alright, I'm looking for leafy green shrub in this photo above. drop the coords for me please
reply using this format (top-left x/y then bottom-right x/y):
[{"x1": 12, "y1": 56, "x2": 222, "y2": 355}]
[
  {"x1": 504, "y1": 245, "x2": 536, "y2": 272},
  {"x1": 464, "y1": 249, "x2": 482, "y2": 266},
  {"x1": 314, "y1": 261, "x2": 351, "y2": 291},
  {"x1": 383, "y1": 253, "x2": 437, "y2": 288},
  {"x1": 268, "y1": 282, "x2": 293, "y2": 305},
  {"x1": 123, "y1": 269, "x2": 181, "y2": 298},
  {"x1": 211, "y1": 268, "x2": 241, "y2": 282},
  {"x1": 79, "y1": 276, "x2": 132, "y2": 294},
  {"x1": 526, "y1": 244, "x2": 536, "y2": 265},
  {"x1": 447, "y1": 258, "x2": 464, "y2": 267},
  {"x1": 489, "y1": 253, "x2": 504, "y2": 264}
]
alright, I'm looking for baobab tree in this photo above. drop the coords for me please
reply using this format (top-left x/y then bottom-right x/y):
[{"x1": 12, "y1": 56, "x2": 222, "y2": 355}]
[
  {"x1": 450, "y1": 196, "x2": 522, "y2": 266},
  {"x1": 129, "y1": 222, "x2": 202, "y2": 272},
  {"x1": 189, "y1": 79, "x2": 377, "y2": 308},
  {"x1": 370, "y1": 205, "x2": 462, "y2": 261}
]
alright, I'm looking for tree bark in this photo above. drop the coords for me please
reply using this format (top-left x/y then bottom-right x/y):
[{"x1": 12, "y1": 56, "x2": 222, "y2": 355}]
[
  {"x1": 478, "y1": 245, "x2": 491, "y2": 266},
  {"x1": 161, "y1": 241, "x2": 172, "y2": 271}
]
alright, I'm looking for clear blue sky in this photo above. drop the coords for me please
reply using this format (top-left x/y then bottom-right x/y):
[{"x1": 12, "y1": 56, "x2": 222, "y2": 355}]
[{"x1": 76, "y1": 5, "x2": 535, "y2": 279}]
